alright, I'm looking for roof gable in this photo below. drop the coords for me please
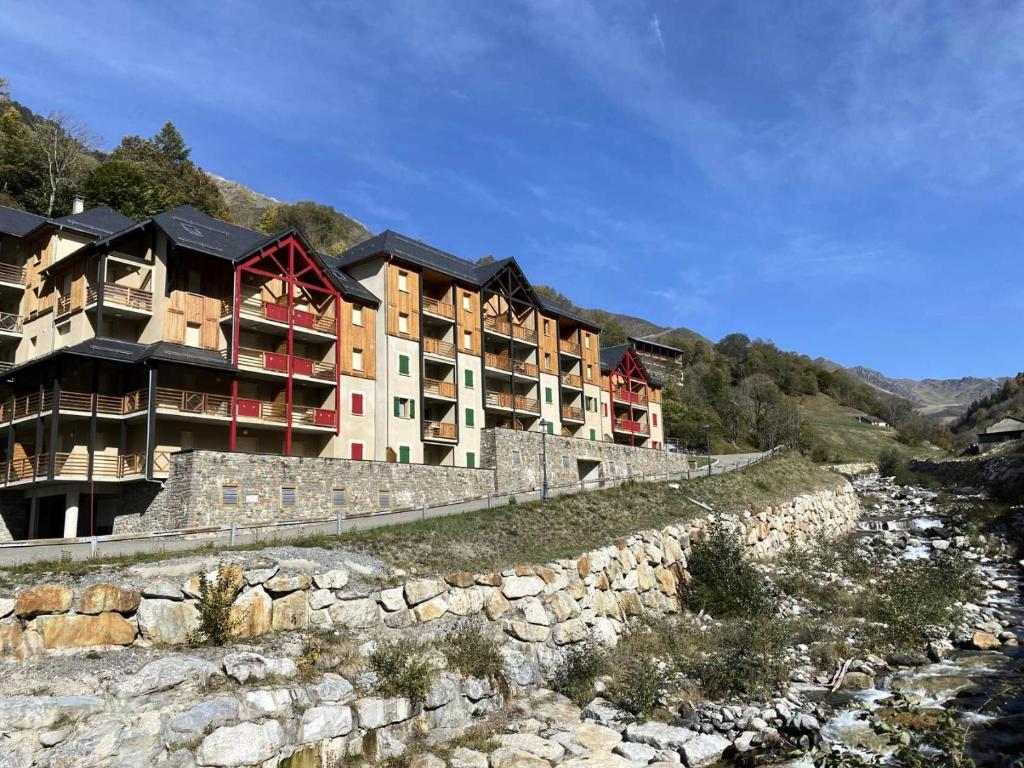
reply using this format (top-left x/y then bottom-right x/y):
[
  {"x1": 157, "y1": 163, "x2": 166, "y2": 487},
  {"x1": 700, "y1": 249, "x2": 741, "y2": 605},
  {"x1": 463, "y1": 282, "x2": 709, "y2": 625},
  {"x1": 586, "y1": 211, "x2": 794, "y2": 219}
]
[
  {"x1": 48, "y1": 206, "x2": 134, "y2": 238},
  {"x1": 986, "y1": 416, "x2": 1024, "y2": 433},
  {"x1": 338, "y1": 230, "x2": 482, "y2": 284},
  {"x1": 600, "y1": 344, "x2": 661, "y2": 387},
  {"x1": 0, "y1": 205, "x2": 48, "y2": 237},
  {"x1": 153, "y1": 205, "x2": 271, "y2": 261}
]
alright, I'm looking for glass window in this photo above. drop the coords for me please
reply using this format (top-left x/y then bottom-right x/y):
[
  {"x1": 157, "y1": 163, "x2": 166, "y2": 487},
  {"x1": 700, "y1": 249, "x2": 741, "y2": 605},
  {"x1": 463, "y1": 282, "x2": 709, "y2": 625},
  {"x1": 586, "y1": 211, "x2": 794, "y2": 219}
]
[
  {"x1": 352, "y1": 306, "x2": 363, "y2": 326},
  {"x1": 398, "y1": 313, "x2": 410, "y2": 334},
  {"x1": 352, "y1": 348, "x2": 363, "y2": 371},
  {"x1": 398, "y1": 271, "x2": 409, "y2": 292}
]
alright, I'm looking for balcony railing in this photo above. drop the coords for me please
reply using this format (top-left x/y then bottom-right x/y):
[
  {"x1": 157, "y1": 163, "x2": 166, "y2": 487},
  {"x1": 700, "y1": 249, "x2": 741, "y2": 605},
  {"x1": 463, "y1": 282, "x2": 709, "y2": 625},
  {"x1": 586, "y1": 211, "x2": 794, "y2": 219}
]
[
  {"x1": 423, "y1": 337, "x2": 456, "y2": 360},
  {"x1": 561, "y1": 405, "x2": 585, "y2": 422},
  {"x1": 228, "y1": 297, "x2": 336, "y2": 335},
  {"x1": 87, "y1": 283, "x2": 153, "y2": 313},
  {"x1": 56, "y1": 295, "x2": 72, "y2": 317},
  {"x1": 614, "y1": 418, "x2": 650, "y2": 435},
  {"x1": 559, "y1": 338, "x2": 581, "y2": 356},
  {"x1": 0, "y1": 262, "x2": 26, "y2": 286},
  {"x1": 422, "y1": 296, "x2": 455, "y2": 320},
  {"x1": 0, "y1": 389, "x2": 144, "y2": 422},
  {"x1": 236, "y1": 346, "x2": 336, "y2": 381},
  {"x1": 560, "y1": 372, "x2": 582, "y2": 389},
  {"x1": 3, "y1": 452, "x2": 145, "y2": 484},
  {"x1": 424, "y1": 379, "x2": 457, "y2": 399},
  {"x1": 484, "y1": 353, "x2": 538, "y2": 378},
  {"x1": 0, "y1": 312, "x2": 22, "y2": 335},
  {"x1": 483, "y1": 315, "x2": 537, "y2": 343},
  {"x1": 155, "y1": 387, "x2": 231, "y2": 418},
  {"x1": 485, "y1": 391, "x2": 540, "y2": 414},
  {"x1": 613, "y1": 388, "x2": 648, "y2": 405},
  {"x1": 423, "y1": 420, "x2": 457, "y2": 440}
]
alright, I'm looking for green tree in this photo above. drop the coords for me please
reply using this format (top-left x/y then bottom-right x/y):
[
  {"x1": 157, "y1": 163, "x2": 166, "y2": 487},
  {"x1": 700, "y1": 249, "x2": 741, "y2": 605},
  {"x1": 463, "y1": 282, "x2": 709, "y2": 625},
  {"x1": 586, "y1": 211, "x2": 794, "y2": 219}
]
[
  {"x1": 256, "y1": 201, "x2": 368, "y2": 255},
  {"x1": 153, "y1": 121, "x2": 190, "y2": 165},
  {"x1": 82, "y1": 160, "x2": 160, "y2": 220}
]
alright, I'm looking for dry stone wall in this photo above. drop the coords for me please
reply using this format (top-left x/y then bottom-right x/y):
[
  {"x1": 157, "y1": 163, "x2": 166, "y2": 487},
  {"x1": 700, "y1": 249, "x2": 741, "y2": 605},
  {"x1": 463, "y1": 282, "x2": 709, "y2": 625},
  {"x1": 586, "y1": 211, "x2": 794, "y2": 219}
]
[{"x1": 0, "y1": 482, "x2": 858, "y2": 662}]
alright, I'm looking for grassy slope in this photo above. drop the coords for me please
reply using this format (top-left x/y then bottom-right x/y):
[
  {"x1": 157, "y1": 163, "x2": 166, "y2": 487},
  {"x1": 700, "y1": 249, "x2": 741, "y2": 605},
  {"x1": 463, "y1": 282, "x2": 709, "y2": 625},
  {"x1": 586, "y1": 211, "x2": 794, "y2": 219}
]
[
  {"x1": 336, "y1": 453, "x2": 844, "y2": 575},
  {"x1": 800, "y1": 394, "x2": 938, "y2": 463}
]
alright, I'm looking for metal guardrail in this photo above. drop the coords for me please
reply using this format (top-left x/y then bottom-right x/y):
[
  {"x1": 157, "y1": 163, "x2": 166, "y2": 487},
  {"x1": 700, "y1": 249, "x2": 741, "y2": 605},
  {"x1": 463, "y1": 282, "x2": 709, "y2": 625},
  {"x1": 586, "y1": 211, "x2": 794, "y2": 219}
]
[{"x1": 0, "y1": 447, "x2": 783, "y2": 564}]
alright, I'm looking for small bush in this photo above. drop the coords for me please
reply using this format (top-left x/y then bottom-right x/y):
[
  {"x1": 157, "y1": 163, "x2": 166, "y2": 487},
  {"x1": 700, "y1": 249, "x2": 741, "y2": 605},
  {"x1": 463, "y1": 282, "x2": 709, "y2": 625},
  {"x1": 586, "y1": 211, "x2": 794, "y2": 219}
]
[
  {"x1": 439, "y1": 621, "x2": 506, "y2": 686},
  {"x1": 686, "y1": 526, "x2": 776, "y2": 619},
  {"x1": 607, "y1": 655, "x2": 663, "y2": 717},
  {"x1": 370, "y1": 639, "x2": 435, "y2": 702},
  {"x1": 188, "y1": 564, "x2": 240, "y2": 646},
  {"x1": 680, "y1": 619, "x2": 789, "y2": 698},
  {"x1": 877, "y1": 447, "x2": 902, "y2": 478},
  {"x1": 550, "y1": 639, "x2": 608, "y2": 705}
]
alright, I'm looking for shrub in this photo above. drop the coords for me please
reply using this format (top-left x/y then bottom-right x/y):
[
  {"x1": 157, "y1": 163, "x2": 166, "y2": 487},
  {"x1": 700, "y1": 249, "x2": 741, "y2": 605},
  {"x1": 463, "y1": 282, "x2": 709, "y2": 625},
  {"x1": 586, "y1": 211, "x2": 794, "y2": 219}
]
[
  {"x1": 685, "y1": 525, "x2": 776, "y2": 619},
  {"x1": 680, "y1": 619, "x2": 789, "y2": 698},
  {"x1": 188, "y1": 564, "x2": 239, "y2": 646},
  {"x1": 550, "y1": 639, "x2": 608, "y2": 705},
  {"x1": 439, "y1": 621, "x2": 506, "y2": 686},
  {"x1": 607, "y1": 655, "x2": 663, "y2": 717},
  {"x1": 877, "y1": 447, "x2": 902, "y2": 478},
  {"x1": 370, "y1": 639, "x2": 435, "y2": 702}
]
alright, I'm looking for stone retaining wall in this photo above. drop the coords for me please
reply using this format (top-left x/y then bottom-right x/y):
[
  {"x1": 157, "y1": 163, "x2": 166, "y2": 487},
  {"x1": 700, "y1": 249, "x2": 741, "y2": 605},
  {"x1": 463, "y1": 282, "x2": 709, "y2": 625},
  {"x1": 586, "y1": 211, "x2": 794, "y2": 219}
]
[
  {"x1": 910, "y1": 453, "x2": 1024, "y2": 494},
  {"x1": 0, "y1": 481, "x2": 859, "y2": 661}
]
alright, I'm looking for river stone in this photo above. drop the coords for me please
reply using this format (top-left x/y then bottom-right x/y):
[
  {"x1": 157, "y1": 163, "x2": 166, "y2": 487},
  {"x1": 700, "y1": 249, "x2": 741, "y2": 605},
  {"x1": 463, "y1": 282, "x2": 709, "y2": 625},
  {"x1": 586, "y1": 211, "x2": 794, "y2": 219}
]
[
  {"x1": 264, "y1": 573, "x2": 312, "y2": 593},
  {"x1": 414, "y1": 594, "x2": 449, "y2": 622},
  {"x1": 313, "y1": 569, "x2": 350, "y2": 590},
  {"x1": 197, "y1": 720, "x2": 284, "y2": 767},
  {"x1": 451, "y1": 747, "x2": 489, "y2": 768},
  {"x1": 625, "y1": 721, "x2": 697, "y2": 751},
  {"x1": 298, "y1": 704, "x2": 353, "y2": 742},
  {"x1": 223, "y1": 652, "x2": 298, "y2": 683},
  {"x1": 79, "y1": 583, "x2": 141, "y2": 615},
  {"x1": 0, "y1": 695, "x2": 104, "y2": 730},
  {"x1": 680, "y1": 733, "x2": 731, "y2": 767},
  {"x1": 405, "y1": 578, "x2": 446, "y2": 606},
  {"x1": 502, "y1": 575, "x2": 546, "y2": 599},
  {"x1": 494, "y1": 734, "x2": 565, "y2": 762},
  {"x1": 15, "y1": 584, "x2": 72, "y2": 618},
  {"x1": 114, "y1": 655, "x2": 222, "y2": 698},
  {"x1": 166, "y1": 696, "x2": 240, "y2": 745},
  {"x1": 329, "y1": 598, "x2": 381, "y2": 629},
  {"x1": 37, "y1": 613, "x2": 136, "y2": 649},
  {"x1": 970, "y1": 630, "x2": 1000, "y2": 650},
  {"x1": 141, "y1": 579, "x2": 183, "y2": 600},
  {"x1": 137, "y1": 598, "x2": 199, "y2": 644},
  {"x1": 0, "y1": 624, "x2": 27, "y2": 659},
  {"x1": 229, "y1": 586, "x2": 272, "y2": 639},
  {"x1": 614, "y1": 742, "x2": 658, "y2": 762},
  {"x1": 839, "y1": 671, "x2": 874, "y2": 690},
  {"x1": 271, "y1": 590, "x2": 309, "y2": 631},
  {"x1": 488, "y1": 747, "x2": 552, "y2": 768}
]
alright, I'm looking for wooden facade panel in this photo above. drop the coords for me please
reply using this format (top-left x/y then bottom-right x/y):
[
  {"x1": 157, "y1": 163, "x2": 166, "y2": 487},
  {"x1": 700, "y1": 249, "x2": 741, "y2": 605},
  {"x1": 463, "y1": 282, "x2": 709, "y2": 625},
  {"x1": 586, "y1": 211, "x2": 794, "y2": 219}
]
[
  {"x1": 582, "y1": 330, "x2": 600, "y2": 384},
  {"x1": 385, "y1": 263, "x2": 420, "y2": 341},
  {"x1": 539, "y1": 313, "x2": 558, "y2": 374},
  {"x1": 456, "y1": 287, "x2": 480, "y2": 353},
  {"x1": 339, "y1": 300, "x2": 376, "y2": 379},
  {"x1": 164, "y1": 290, "x2": 222, "y2": 349}
]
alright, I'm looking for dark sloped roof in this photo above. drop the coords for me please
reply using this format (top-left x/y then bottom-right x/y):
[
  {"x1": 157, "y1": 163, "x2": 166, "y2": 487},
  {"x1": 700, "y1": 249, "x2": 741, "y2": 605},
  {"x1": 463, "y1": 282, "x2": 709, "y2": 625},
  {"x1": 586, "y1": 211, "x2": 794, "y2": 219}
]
[
  {"x1": 317, "y1": 252, "x2": 380, "y2": 306},
  {"x1": 600, "y1": 343, "x2": 662, "y2": 387},
  {"x1": 0, "y1": 205, "x2": 47, "y2": 237},
  {"x1": 338, "y1": 230, "x2": 482, "y2": 284},
  {"x1": 153, "y1": 205, "x2": 271, "y2": 261},
  {"x1": 538, "y1": 296, "x2": 601, "y2": 330},
  {"x1": 4, "y1": 338, "x2": 234, "y2": 379},
  {"x1": 629, "y1": 335, "x2": 682, "y2": 355},
  {"x1": 48, "y1": 206, "x2": 135, "y2": 237}
]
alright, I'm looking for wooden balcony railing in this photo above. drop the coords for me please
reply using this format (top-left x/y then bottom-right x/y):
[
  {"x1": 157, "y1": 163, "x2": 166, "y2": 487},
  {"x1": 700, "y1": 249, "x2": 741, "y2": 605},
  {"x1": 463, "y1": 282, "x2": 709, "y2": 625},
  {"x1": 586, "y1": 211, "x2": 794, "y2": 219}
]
[
  {"x1": 231, "y1": 297, "x2": 336, "y2": 335},
  {"x1": 0, "y1": 389, "x2": 144, "y2": 422},
  {"x1": 87, "y1": 283, "x2": 153, "y2": 313},
  {"x1": 6, "y1": 454, "x2": 46, "y2": 483},
  {"x1": 614, "y1": 418, "x2": 650, "y2": 435},
  {"x1": 560, "y1": 372, "x2": 582, "y2": 389},
  {"x1": 424, "y1": 379, "x2": 457, "y2": 399},
  {"x1": 483, "y1": 315, "x2": 537, "y2": 343},
  {"x1": 422, "y1": 296, "x2": 455, "y2": 320},
  {"x1": 0, "y1": 361, "x2": 13, "y2": 375},
  {"x1": 155, "y1": 387, "x2": 231, "y2": 418},
  {"x1": 293, "y1": 404, "x2": 338, "y2": 428},
  {"x1": 613, "y1": 388, "x2": 648, "y2": 405},
  {"x1": 423, "y1": 420, "x2": 457, "y2": 440},
  {"x1": 423, "y1": 337, "x2": 456, "y2": 360},
  {"x1": 484, "y1": 353, "x2": 538, "y2": 378},
  {"x1": 561, "y1": 405, "x2": 585, "y2": 422},
  {"x1": 0, "y1": 262, "x2": 26, "y2": 286},
  {"x1": 559, "y1": 338, "x2": 581, "y2": 356},
  {"x1": 3, "y1": 452, "x2": 145, "y2": 483},
  {"x1": 56, "y1": 295, "x2": 72, "y2": 317},
  {"x1": 0, "y1": 312, "x2": 23, "y2": 335},
  {"x1": 236, "y1": 346, "x2": 336, "y2": 380},
  {"x1": 485, "y1": 391, "x2": 541, "y2": 414}
]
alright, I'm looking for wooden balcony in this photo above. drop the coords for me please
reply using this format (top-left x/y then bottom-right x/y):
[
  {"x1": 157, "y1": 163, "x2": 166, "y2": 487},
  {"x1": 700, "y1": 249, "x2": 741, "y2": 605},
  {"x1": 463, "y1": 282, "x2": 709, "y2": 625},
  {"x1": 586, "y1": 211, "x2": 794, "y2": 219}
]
[
  {"x1": 484, "y1": 353, "x2": 538, "y2": 378},
  {"x1": 558, "y1": 338, "x2": 581, "y2": 357},
  {"x1": 155, "y1": 386, "x2": 336, "y2": 430},
  {"x1": 236, "y1": 346, "x2": 336, "y2": 382},
  {"x1": 613, "y1": 388, "x2": 648, "y2": 406},
  {"x1": 87, "y1": 283, "x2": 153, "y2": 314},
  {"x1": 0, "y1": 262, "x2": 26, "y2": 287},
  {"x1": 613, "y1": 418, "x2": 650, "y2": 436},
  {"x1": 155, "y1": 387, "x2": 231, "y2": 418},
  {"x1": 485, "y1": 391, "x2": 541, "y2": 414},
  {"x1": 561, "y1": 405, "x2": 585, "y2": 423},
  {"x1": 483, "y1": 315, "x2": 537, "y2": 344},
  {"x1": 0, "y1": 312, "x2": 23, "y2": 337},
  {"x1": 422, "y1": 296, "x2": 456, "y2": 321},
  {"x1": 560, "y1": 372, "x2": 582, "y2": 389},
  {"x1": 3, "y1": 452, "x2": 145, "y2": 484},
  {"x1": 423, "y1": 337, "x2": 456, "y2": 360},
  {"x1": 226, "y1": 297, "x2": 336, "y2": 337},
  {"x1": 424, "y1": 378, "x2": 457, "y2": 399},
  {"x1": 423, "y1": 420, "x2": 457, "y2": 441},
  {"x1": 0, "y1": 389, "x2": 144, "y2": 422}
]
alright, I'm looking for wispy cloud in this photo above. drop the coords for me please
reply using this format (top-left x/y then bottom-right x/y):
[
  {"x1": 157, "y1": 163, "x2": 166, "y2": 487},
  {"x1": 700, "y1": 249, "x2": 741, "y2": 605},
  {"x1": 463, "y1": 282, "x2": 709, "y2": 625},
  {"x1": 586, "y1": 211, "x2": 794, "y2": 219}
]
[{"x1": 649, "y1": 14, "x2": 666, "y2": 57}]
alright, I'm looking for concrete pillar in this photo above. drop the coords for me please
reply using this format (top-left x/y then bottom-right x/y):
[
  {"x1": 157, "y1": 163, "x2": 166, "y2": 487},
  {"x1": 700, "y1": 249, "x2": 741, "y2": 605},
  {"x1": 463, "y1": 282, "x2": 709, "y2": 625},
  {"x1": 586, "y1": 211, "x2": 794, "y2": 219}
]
[
  {"x1": 27, "y1": 502, "x2": 39, "y2": 539},
  {"x1": 63, "y1": 490, "x2": 80, "y2": 538}
]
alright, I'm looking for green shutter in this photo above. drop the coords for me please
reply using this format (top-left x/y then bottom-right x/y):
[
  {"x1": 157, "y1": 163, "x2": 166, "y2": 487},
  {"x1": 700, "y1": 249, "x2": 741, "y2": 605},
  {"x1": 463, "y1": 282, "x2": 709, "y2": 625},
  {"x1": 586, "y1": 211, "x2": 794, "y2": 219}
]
[
  {"x1": 399, "y1": 354, "x2": 410, "y2": 375},
  {"x1": 589, "y1": 428, "x2": 596, "y2": 440},
  {"x1": 464, "y1": 369, "x2": 474, "y2": 388},
  {"x1": 465, "y1": 408, "x2": 474, "y2": 427},
  {"x1": 547, "y1": 422, "x2": 554, "y2": 434},
  {"x1": 399, "y1": 446, "x2": 410, "y2": 463},
  {"x1": 410, "y1": 399, "x2": 415, "y2": 419},
  {"x1": 393, "y1": 397, "x2": 400, "y2": 417},
  {"x1": 467, "y1": 452, "x2": 475, "y2": 468},
  {"x1": 545, "y1": 387, "x2": 553, "y2": 404}
]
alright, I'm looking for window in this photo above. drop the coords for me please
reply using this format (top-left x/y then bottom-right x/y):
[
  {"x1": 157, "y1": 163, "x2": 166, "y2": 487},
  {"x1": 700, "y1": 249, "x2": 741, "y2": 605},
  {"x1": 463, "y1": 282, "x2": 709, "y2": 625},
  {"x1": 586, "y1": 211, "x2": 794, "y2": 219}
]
[
  {"x1": 352, "y1": 348, "x2": 364, "y2": 371},
  {"x1": 221, "y1": 485, "x2": 239, "y2": 505},
  {"x1": 466, "y1": 452, "x2": 476, "y2": 469},
  {"x1": 465, "y1": 408, "x2": 474, "y2": 427},
  {"x1": 399, "y1": 445, "x2": 411, "y2": 464},
  {"x1": 547, "y1": 421, "x2": 554, "y2": 434},
  {"x1": 589, "y1": 428, "x2": 596, "y2": 441},
  {"x1": 350, "y1": 392, "x2": 364, "y2": 415},
  {"x1": 543, "y1": 319, "x2": 551, "y2": 336},
  {"x1": 585, "y1": 396, "x2": 595, "y2": 412},
  {"x1": 398, "y1": 354, "x2": 410, "y2": 376},
  {"x1": 398, "y1": 271, "x2": 409, "y2": 292},
  {"x1": 462, "y1": 293, "x2": 471, "y2": 311},
  {"x1": 463, "y1": 330, "x2": 472, "y2": 349},
  {"x1": 586, "y1": 364, "x2": 593, "y2": 380},
  {"x1": 398, "y1": 313, "x2": 410, "y2": 334},
  {"x1": 602, "y1": 402, "x2": 608, "y2": 417},
  {"x1": 378, "y1": 488, "x2": 392, "y2": 508},
  {"x1": 350, "y1": 442, "x2": 364, "y2": 460},
  {"x1": 185, "y1": 322, "x2": 201, "y2": 347},
  {"x1": 332, "y1": 487, "x2": 347, "y2": 507},
  {"x1": 512, "y1": 450, "x2": 522, "y2": 467},
  {"x1": 394, "y1": 397, "x2": 415, "y2": 419},
  {"x1": 464, "y1": 369, "x2": 474, "y2": 389},
  {"x1": 544, "y1": 352, "x2": 552, "y2": 371},
  {"x1": 584, "y1": 333, "x2": 591, "y2": 349},
  {"x1": 652, "y1": 413, "x2": 658, "y2": 426},
  {"x1": 545, "y1": 387, "x2": 553, "y2": 404},
  {"x1": 562, "y1": 455, "x2": 572, "y2": 470},
  {"x1": 281, "y1": 486, "x2": 296, "y2": 507},
  {"x1": 352, "y1": 306, "x2": 363, "y2": 326}
]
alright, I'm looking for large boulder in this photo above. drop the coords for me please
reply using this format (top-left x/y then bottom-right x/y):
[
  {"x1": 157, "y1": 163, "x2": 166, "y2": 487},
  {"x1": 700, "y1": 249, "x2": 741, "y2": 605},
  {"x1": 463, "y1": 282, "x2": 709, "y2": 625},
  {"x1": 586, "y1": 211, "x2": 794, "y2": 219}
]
[
  {"x1": 113, "y1": 655, "x2": 222, "y2": 698},
  {"x1": 15, "y1": 585, "x2": 72, "y2": 618},
  {"x1": 329, "y1": 598, "x2": 380, "y2": 629},
  {"x1": 680, "y1": 733, "x2": 731, "y2": 767},
  {"x1": 298, "y1": 704, "x2": 353, "y2": 742},
  {"x1": 166, "y1": 696, "x2": 240, "y2": 747},
  {"x1": 197, "y1": 720, "x2": 284, "y2": 767},
  {"x1": 624, "y1": 721, "x2": 697, "y2": 751},
  {"x1": 404, "y1": 578, "x2": 446, "y2": 606},
  {"x1": 271, "y1": 590, "x2": 309, "y2": 631},
  {"x1": 501, "y1": 576, "x2": 545, "y2": 599},
  {"x1": 223, "y1": 652, "x2": 298, "y2": 683},
  {"x1": 0, "y1": 695, "x2": 103, "y2": 730},
  {"x1": 79, "y1": 583, "x2": 140, "y2": 615},
  {"x1": 37, "y1": 613, "x2": 136, "y2": 649},
  {"x1": 228, "y1": 586, "x2": 272, "y2": 639},
  {"x1": 137, "y1": 599, "x2": 199, "y2": 645}
]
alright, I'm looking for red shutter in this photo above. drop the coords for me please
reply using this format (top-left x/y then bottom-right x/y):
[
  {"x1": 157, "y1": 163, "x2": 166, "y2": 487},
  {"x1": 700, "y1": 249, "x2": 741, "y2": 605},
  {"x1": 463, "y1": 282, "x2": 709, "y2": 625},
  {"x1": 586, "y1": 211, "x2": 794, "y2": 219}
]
[
  {"x1": 351, "y1": 392, "x2": 363, "y2": 415},
  {"x1": 350, "y1": 442, "x2": 364, "y2": 460},
  {"x1": 652, "y1": 413, "x2": 658, "y2": 426}
]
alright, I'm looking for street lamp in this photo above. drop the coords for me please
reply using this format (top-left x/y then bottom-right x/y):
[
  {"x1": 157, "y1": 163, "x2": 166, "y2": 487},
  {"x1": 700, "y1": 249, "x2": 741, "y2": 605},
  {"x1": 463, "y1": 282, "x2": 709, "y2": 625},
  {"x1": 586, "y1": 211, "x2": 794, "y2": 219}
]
[
  {"x1": 538, "y1": 419, "x2": 550, "y2": 501},
  {"x1": 704, "y1": 422, "x2": 712, "y2": 477}
]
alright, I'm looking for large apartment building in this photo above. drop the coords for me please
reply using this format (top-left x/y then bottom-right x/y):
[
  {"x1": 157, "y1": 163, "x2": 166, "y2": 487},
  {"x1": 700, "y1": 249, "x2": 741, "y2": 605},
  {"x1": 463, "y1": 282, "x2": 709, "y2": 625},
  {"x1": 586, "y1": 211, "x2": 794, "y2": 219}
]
[{"x1": 0, "y1": 202, "x2": 664, "y2": 538}]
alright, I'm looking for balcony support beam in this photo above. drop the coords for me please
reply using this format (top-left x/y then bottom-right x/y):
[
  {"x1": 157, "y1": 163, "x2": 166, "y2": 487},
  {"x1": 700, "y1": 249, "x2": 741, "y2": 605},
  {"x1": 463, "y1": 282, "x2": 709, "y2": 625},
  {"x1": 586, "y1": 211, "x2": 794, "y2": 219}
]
[
  {"x1": 284, "y1": 240, "x2": 295, "y2": 456},
  {"x1": 47, "y1": 378, "x2": 60, "y2": 480},
  {"x1": 95, "y1": 254, "x2": 107, "y2": 338},
  {"x1": 144, "y1": 365, "x2": 157, "y2": 481}
]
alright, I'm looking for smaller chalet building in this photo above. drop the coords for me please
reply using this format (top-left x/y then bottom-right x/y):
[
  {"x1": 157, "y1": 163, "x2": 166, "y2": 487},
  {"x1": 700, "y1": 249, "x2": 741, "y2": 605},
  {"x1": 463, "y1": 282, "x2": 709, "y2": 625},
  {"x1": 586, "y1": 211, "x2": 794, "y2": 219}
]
[
  {"x1": 978, "y1": 416, "x2": 1024, "y2": 451},
  {"x1": 598, "y1": 344, "x2": 664, "y2": 448}
]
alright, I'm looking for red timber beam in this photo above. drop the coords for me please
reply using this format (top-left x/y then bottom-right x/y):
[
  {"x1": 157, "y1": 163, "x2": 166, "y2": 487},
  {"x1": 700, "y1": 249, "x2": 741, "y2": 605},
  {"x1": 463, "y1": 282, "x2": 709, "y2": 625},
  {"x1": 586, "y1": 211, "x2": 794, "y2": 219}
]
[
  {"x1": 614, "y1": 349, "x2": 649, "y2": 447},
  {"x1": 230, "y1": 234, "x2": 341, "y2": 456}
]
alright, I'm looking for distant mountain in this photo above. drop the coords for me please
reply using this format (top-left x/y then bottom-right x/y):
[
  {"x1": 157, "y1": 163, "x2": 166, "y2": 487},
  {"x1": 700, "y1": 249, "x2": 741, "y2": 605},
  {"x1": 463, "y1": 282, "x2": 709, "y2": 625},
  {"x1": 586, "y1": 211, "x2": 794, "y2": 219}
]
[
  {"x1": 841, "y1": 365, "x2": 1007, "y2": 422},
  {"x1": 209, "y1": 173, "x2": 280, "y2": 229}
]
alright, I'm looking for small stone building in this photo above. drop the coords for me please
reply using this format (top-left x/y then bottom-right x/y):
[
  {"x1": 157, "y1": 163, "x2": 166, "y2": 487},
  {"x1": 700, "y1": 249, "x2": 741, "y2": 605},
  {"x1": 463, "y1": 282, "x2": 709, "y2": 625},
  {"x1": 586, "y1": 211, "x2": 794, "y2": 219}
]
[{"x1": 978, "y1": 416, "x2": 1024, "y2": 451}]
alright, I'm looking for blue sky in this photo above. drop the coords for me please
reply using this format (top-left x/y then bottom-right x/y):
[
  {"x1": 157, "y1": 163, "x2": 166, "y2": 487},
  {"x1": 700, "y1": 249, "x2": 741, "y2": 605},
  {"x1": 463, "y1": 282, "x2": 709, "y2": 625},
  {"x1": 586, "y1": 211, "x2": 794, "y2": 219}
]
[{"x1": 2, "y1": 1, "x2": 1021, "y2": 379}]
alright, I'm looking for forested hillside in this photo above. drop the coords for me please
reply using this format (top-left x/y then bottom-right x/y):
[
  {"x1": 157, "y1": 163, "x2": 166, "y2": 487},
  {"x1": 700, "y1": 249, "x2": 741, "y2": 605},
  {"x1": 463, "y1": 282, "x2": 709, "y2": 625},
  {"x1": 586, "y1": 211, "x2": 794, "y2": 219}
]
[{"x1": 951, "y1": 372, "x2": 1024, "y2": 447}]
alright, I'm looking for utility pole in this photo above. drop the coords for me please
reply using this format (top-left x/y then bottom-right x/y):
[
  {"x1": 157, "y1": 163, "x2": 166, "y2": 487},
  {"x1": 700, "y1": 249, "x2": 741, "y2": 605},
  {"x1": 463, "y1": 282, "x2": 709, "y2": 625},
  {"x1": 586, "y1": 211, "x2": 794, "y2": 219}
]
[{"x1": 539, "y1": 419, "x2": 549, "y2": 501}]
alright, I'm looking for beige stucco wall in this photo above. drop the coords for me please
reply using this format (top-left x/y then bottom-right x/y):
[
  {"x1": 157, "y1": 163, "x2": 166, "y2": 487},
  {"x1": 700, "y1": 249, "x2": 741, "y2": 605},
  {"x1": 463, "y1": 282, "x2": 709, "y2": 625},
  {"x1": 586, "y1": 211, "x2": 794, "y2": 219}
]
[
  {"x1": 338, "y1": 373, "x2": 376, "y2": 460},
  {"x1": 539, "y1": 371, "x2": 561, "y2": 435}
]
